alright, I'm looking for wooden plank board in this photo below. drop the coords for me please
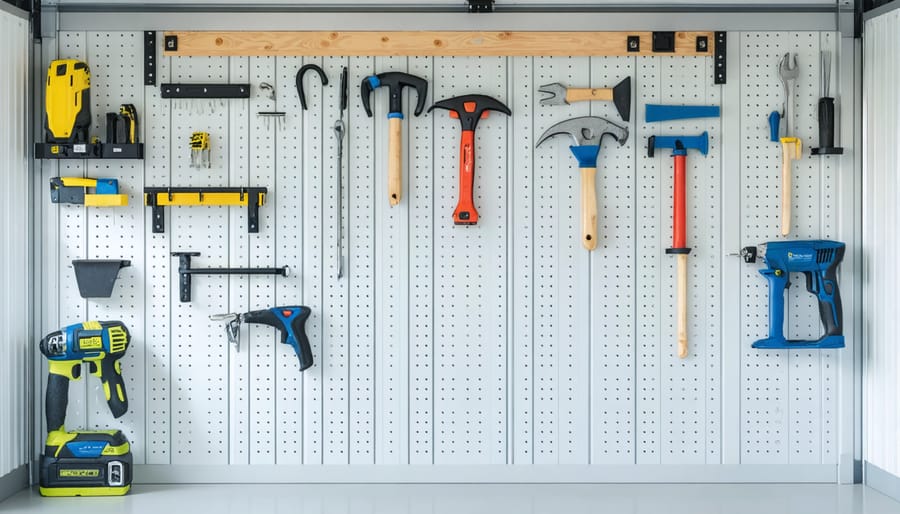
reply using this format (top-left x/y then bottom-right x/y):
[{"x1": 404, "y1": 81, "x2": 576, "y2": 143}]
[{"x1": 162, "y1": 31, "x2": 716, "y2": 57}]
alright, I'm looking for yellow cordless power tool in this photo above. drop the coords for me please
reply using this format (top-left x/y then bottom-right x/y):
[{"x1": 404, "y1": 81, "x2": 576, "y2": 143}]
[
  {"x1": 44, "y1": 59, "x2": 92, "y2": 144},
  {"x1": 38, "y1": 321, "x2": 133, "y2": 497}
]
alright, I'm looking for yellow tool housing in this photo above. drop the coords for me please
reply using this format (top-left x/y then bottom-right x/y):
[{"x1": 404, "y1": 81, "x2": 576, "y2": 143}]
[{"x1": 44, "y1": 59, "x2": 92, "y2": 143}]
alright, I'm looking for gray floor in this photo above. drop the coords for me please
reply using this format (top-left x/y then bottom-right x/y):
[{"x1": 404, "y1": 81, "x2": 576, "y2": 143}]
[{"x1": 2, "y1": 484, "x2": 900, "y2": 513}]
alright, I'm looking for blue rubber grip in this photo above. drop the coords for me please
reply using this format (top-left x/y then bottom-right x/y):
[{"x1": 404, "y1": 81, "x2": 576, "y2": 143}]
[
  {"x1": 569, "y1": 145, "x2": 599, "y2": 168},
  {"x1": 761, "y1": 268, "x2": 789, "y2": 346},
  {"x1": 768, "y1": 111, "x2": 781, "y2": 142},
  {"x1": 645, "y1": 104, "x2": 720, "y2": 122}
]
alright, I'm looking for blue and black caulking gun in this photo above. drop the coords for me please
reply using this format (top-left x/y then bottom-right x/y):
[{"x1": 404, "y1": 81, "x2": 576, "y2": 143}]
[{"x1": 741, "y1": 240, "x2": 845, "y2": 349}]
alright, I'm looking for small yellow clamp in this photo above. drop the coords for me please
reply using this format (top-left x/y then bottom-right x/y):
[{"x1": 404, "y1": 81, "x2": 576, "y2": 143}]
[{"x1": 190, "y1": 131, "x2": 210, "y2": 168}]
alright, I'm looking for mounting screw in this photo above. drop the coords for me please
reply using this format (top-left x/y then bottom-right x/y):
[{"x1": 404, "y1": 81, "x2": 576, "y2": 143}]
[
  {"x1": 696, "y1": 36, "x2": 709, "y2": 52},
  {"x1": 627, "y1": 36, "x2": 640, "y2": 52}
]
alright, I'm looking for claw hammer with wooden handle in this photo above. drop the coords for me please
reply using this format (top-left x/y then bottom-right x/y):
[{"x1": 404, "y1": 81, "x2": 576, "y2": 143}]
[
  {"x1": 361, "y1": 71, "x2": 428, "y2": 206},
  {"x1": 536, "y1": 116, "x2": 628, "y2": 250}
]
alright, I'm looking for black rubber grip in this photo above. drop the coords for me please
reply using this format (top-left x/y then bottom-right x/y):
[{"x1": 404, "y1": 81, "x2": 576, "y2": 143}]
[
  {"x1": 100, "y1": 357, "x2": 129, "y2": 418},
  {"x1": 818, "y1": 97, "x2": 836, "y2": 149},
  {"x1": 46, "y1": 373, "x2": 70, "y2": 431},
  {"x1": 820, "y1": 263, "x2": 843, "y2": 337},
  {"x1": 244, "y1": 307, "x2": 314, "y2": 371}
]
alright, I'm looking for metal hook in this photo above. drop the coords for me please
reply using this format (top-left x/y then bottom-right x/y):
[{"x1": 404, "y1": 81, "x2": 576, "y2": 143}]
[{"x1": 296, "y1": 64, "x2": 329, "y2": 110}]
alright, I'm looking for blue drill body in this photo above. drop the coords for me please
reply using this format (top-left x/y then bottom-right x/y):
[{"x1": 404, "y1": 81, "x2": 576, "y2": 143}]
[{"x1": 754, "y1": 240, "x2": 845, "y2": 349}]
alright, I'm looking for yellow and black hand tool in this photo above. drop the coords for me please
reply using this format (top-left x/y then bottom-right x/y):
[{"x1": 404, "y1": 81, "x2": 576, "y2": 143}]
[
  {"x1": 50, "y1": 177, "x2": 128, "y2": 207},
  {"x1": 44, "y1": 59, "x2": 92, "y2": 144},
  {"x1": 38, "y1": 321, "x2": 133, "y2": 497},
  {"x1": 190, "y1": 131, "x2": 210, "y2": 168}
]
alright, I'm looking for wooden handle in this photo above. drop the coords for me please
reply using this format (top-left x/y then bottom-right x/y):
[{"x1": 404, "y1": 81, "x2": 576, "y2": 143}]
[
  {"x1": 566, "y1": 87, "x2": 614, "y2": 103},
  {"x1": 780, "y1": 137, "x2": 801, "y2": 236},
  {"x1": 580, "y1": 167, "x2": 598, "y2": 250},
  {"x1": 388, "y1": 117, "x2": 403, "y2": 206},
  {"x1": 676, "y1": 253, "x2": 688, "y2": 359}
]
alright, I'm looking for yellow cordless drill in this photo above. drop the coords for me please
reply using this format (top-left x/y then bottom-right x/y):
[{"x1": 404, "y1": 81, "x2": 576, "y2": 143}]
[{"x1": 38, "y1": 321, "x2": 133, "y2": 497}]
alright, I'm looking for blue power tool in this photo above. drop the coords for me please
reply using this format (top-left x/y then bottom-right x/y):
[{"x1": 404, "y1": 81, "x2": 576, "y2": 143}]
[{"x1": 742, "y1": 240, "x2": 845, "y2": 349}]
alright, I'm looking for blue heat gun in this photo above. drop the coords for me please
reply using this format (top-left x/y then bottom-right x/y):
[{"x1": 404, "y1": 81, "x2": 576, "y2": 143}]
[{"x1": 742, "y1": 240, "x2": 845, "y2": 349}]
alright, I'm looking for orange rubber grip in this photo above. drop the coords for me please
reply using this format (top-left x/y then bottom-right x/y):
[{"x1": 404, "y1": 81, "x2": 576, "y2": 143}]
[
  {"x1": 453, "y1": 130, "x2": 478, "y2": 225},
  {"x1": 672, "y1": 154, "x2": 687, "y2": 249}
]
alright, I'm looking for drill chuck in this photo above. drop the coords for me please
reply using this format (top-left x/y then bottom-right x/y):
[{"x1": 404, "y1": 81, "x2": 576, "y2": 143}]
[{"x1": 40, "y1": 332, "x2": 67, "y2": 357}]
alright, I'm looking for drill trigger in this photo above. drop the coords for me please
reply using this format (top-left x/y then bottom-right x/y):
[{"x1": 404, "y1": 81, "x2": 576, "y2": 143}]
[{"x1": 805, "y1": 271, "x2": 818, "y2": 295}]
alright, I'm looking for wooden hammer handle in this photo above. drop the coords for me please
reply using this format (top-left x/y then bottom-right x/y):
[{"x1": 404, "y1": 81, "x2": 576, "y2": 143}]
[
  {"x1": 676, "y1": 253, "x2": 688, "y2": 358},
  {"x1": 388, "y1": 117, "x2": 403, "y2": 206},
  {"x1": 566, "y1": 87, "x2": 613, "y2": 103},
  {"x1": 580, "y1": 167, "x2": 598, "y2": 250},
  {"x1": 780, "y1": 137, "x2": 801, "y2": 236}
]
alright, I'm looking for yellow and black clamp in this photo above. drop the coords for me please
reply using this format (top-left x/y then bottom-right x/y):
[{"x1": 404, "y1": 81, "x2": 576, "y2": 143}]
[
  {"x1": 144, "y1": 186, "x2": 267, "y2": 233},
  {"x1": 190, "y1": 131, "x2": 210, "y2": 168},
  {"x1": 50, "y1": 177, "x2": 128, "y2": 207}
]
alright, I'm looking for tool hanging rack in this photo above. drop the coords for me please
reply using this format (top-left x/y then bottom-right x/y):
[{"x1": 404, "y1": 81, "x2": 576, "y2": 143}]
[{"x1": 161, "y1": 30, "x2": 720, "y2": 58}]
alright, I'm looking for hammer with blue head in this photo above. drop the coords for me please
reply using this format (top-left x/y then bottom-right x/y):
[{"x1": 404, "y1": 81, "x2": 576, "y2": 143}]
[
  {"x1": 536, "y1": 116, "x2": 629, "y2": 251},
  {"x1": 648, "y1": 131, "x2": 710, "y2": 359}
]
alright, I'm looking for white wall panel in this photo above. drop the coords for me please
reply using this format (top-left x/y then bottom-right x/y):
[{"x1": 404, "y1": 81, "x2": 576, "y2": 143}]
[
  {"x1": 33, "y1": 30, "x2": 857, "y2": 482},
  {"x1": 0, "y1": 9, "x2": 29, "y2": 479},
  {"x1": 863, "y1": 10, "x2": 900, "y2": 479}
]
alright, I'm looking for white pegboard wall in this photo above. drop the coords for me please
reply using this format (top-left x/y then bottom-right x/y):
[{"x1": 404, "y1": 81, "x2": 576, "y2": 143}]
[{"x1": 35, "y1": 30, "x2": 855, "y2": 479}]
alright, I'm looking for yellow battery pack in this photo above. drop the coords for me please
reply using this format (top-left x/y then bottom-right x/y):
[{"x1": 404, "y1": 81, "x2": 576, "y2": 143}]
[{"x1": 39, "y1": 430, "x2": 132, "y2": 497}]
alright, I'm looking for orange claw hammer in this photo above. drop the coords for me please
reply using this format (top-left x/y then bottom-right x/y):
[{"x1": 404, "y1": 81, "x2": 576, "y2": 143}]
[{"x1": 429, "y1": 95, "x2": 511, "y2": 225}]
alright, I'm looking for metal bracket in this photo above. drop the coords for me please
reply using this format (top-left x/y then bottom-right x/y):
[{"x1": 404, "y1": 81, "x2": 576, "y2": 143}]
[
  {"x1": 467, "y1": 0, "x2": 494, "y2": 13},
  {"x1": 164, "y1": 34, "x2": 178, "y2": 52},
  {"x1": 714, "y1": 31, "x2": 727, "y2": 85},
  {"x1": 160, "y1": 83, "x2": 251, "y2": 98},
  {"x1": 144, "y1": 186, "x2": 268, "y2": 233},
  {"x1": 31, "y1": 0, "x2": 41, "y2": 42},
  {"x1": 172, "y1": 252, "x2": 288, "y2": 302},
  {"x1": 652, "y1": 32, "x2": 675, "y2": 52},
  {"x1": 145, "y1": 31, "x2": 157, "y2": 86}
]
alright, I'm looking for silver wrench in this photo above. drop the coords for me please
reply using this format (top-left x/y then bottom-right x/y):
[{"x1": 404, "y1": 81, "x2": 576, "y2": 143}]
[
  {"x1": 778, "y1": 53, "x2": 800, "y2": 137},
  {"x1": 777, "y1": 53, "x2": 801, "y2": 236},
  {"x1": 333, "y1": 119, "x2": 345, "y2": 279}
]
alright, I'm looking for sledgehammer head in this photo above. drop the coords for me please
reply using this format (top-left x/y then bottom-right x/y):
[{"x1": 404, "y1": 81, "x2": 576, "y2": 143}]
[
  {"x1": 428, "y1": 94, "x2": 511, "y2": 130},
  {"x1": 647, "y1": 132, "x2": 709, "y2": 158},
  {"x1": 361, "y1": 71, "x2": 428, "y2": 118}
]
